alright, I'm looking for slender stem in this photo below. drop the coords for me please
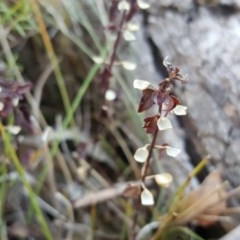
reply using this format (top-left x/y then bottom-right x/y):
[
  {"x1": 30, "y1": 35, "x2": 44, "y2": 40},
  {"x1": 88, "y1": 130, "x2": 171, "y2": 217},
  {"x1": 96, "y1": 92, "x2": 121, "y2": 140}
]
[
  {"x1": 141, "y1": 129, "x2": 159, "y2": 182},
  {"x1": 108, "y1": 10, "x2": 126, "y2": 70},
  {"x1": 141, "y1": 104, "x2": 163, "y2": 183},
  {"x1": 131, "y1": 128, "x2": 159, "y2": 239}
]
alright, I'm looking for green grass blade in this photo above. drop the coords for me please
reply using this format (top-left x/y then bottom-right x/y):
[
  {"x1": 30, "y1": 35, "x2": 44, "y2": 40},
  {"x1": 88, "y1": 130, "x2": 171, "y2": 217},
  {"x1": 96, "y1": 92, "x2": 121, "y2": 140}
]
[{"x1": 0, "y1": 123, "x2": 53, "y2": 240}]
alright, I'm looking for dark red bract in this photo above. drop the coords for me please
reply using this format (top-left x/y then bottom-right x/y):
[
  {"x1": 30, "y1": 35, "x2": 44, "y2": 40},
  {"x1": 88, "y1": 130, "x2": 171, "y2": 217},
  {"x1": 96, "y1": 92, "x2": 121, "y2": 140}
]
[
  {"x1": 0, "y1": 80, "x2": 32, "y2": 118},
  {"x1": 136, "y1": 60, "x2": 187, "y2": 134},
  {"x1": 143, "y1": 115, "x2": 159, "y2": 134}
]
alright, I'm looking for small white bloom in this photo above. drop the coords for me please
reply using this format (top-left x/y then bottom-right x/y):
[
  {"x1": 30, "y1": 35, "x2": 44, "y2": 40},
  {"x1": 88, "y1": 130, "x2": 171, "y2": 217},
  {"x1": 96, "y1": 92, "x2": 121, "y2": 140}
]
[
  {"x1": 118, "y1": 0, "x2": 130, "y2": 10},
  {"x1": 105, "y1": 89, "x2": 117, "y2": 101},
  {"x1": 6, "y1": 125, "x2": 21, "y2": 135},
  {"x1": 163, "y1": 56, "x2": 171, "y2": 68},
  {"x1": 133, "y1": 79, "x2": 156, "y2": 90},
  {"x1": 12, "y1": 98, "x2": 19, "y2": 106},
  {"x1": 92, "y1": 56, "x2": 104, "y2": 64},
  {"x1": 121, "y1": 61, "x2": 136, "y2": 70},
  {"x1": 123, "y1": 30, "x2": 136, "y2": 41},
  {"x1": 157, "y1": 117, "x2": 172, "y2": 130},
  {"x1": 173, "y1": 105, "x2": 187, "y2": 115},
  {"x1": 141, "y1": 187, "x2": 154, "y2": 206},
  {"x1": 154, "y1": 173, "x2": 173, "y2": 188},
  {"x1": 126, "y1": 23, "x2": 139, "y2": 32},
  {"x1": 41, "y1": 127, "x2": 52, "y2": 143},
  {"x1": 134, "y1": 145, "x2": 149, "y2": 163},
  {"x1": 165, "y1": 146, "x2": 181, "y2": 157},
  {"x1": 0, "y1": 102, "x2": 4, "y2": 111},
  {"x1": 137, "y1": 0, "x2": 150, "y2": 9}
]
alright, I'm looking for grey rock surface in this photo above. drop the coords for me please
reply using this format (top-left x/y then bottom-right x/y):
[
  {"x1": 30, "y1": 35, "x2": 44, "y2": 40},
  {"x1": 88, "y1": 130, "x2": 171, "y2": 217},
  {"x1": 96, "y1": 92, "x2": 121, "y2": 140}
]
[{"x1": 132, "y1": 3, "x2": 240, "y2": 190}]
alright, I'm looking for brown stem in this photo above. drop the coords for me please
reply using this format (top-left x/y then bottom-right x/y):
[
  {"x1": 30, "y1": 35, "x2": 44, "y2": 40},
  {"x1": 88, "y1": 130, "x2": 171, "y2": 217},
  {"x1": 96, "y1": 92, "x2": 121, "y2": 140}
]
[
  {"x1": 109, "y1": 10, "x2": 126, "y2": 70},
  {"x1": 131, "y1": 128, "x2": 159, "y2": 239},
  {"x1": 141, "y1": 129, "x2": 159, "y2": 182}
]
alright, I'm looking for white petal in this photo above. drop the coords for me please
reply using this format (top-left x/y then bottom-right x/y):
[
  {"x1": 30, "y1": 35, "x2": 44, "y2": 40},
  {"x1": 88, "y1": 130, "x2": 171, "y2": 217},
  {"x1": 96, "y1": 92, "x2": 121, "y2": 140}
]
[
  {"x1": 121, "y1": 61, "x2": 136, "y2": 70},
  {"x1": 118, "y1": 0, "x2": 130, "y2": 10},
  {"x1": 123, "y1": 30, "x2": 136, "y2": 41},
  {"x1": 12, "y1": 98, "x2": 19, "y2": 106},
  {"x1": 173, "y1": 105, "x2": 187, "y2": 115},
  {"x1": 41, "y1": 127, "x2": 52, "y2": 143},
  {"x1": 163, "y1": 56, "x2": 171, "y2": 68},
  {"x1": 6, "y1": 125, "x2": 21, "y2": 135},
  {"x1": 134, "y1": 146, "x2": 149, "y2": 163},
  {"x1": 141, "y1": 188, "x2": 154, "y2": 205},
  {"x1": 154, "y1": 173, "x2": 173, "y2": 188},
  {"x1": 165, "y1": 146, "x2": 181, "y2": 157},
  {"x1": 0, "y1": 102, "x2": 4, "y2": 111},
  {"x1": 137, "y1": 0, "x2": 150, "y2": 9},
  {"x1": 127, "y1": 23, "x2": 139, "y2": 32},
  {"x1": 133, "y1": 79, "x2": 155, "y2": 90},
  {"x1": 157, "y1": 117, "x2": 172, "y2": 131},
  {"x1": 105, "y1": 89, "x2": 117, "y2": 101},
  {"x1": 92, "y1": 56, "x2": 104, "y2": 64}
]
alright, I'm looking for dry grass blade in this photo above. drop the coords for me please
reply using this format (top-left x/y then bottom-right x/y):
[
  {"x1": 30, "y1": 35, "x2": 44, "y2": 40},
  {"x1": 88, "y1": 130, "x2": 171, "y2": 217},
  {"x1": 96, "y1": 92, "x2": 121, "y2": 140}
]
[
  {"x1": 174, "y1": 170, "x2": 228, "y2": 226},
  {"x1": 74, "y1": 181, "x2": 140, "y2": 208}
]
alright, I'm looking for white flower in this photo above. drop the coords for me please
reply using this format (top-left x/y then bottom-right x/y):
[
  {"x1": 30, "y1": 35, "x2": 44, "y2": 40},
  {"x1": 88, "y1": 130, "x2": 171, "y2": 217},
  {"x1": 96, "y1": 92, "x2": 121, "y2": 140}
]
[
  {"x1": 165, "y1": 146, "x2": 181, "y2": 157},
  {"x1": 154, "y1": 173, "x2": 173, "y2": 188},
  {"x1": 12, "y1": 98, "x2": 19, "y2": 106},
  {"x1": 121, "y1": 61, "x2": 136, "y2": 70},
  {"x1": 105, "y1": 89, "x2": 117, "y2": 101},
  {"x1": 141, "y1": 187, "x2": 154, "y2": 206},
  {"x1": 155, "y1": 145, "x2": 181, "y2": 157},
  {"x1": 157, "y1": 117, "x2": 172, "y2": 130},
  {"x1": 92, "y1": 56, "x2": 104, "y2": 64},
  {"x1": 118, "y1": 0, "x2": 130, "y2": 10},
  {"x1": 6, "y1": 125, "x2": 21, "y2": 135},
  {"x1": 133, "y1": 79, "x2": 156, "y2": 91},
  {"x1": 172, "y1": 105, "x2": 187, "y2": 115},
  {"x1": 137, "y1": 0, "x2": 150, "y2": 9},
  {"x1": 123, "y1": 30, "x2": 136, "y2": 41},
  {"x1": 41, "y1": 126, "x2": 52, "y2": 143},
  {"x1": 0, "y1": 102, "x2": 4, "y2": 111},
  {"x1": 134, "y1": 145, "x2": 149, "y2": 163}
]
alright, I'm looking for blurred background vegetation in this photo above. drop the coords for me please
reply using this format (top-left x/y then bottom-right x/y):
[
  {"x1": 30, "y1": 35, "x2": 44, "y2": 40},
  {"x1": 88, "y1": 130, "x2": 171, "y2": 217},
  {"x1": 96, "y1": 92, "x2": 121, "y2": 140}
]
[
  {"x1": 1, "y1": 0, "x2": 240, "y2": 240},
  {"x1": 0, "y1": 1, "x2": 148, "y2": 239}
]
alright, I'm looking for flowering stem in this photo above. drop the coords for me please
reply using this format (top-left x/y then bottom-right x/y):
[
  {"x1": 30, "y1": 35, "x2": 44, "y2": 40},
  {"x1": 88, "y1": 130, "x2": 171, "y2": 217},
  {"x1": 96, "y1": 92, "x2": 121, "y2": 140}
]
[
  {"x1": 131, "y1": 128, "x2": 159, "y2": 239},
  {"x1": 141, "y1": 128, "x2": 159, "y2": 182},
  {"x1": 141, "y1": 104, "x2": 162, "y2": 182},
  {"x1": 109, "y1": 10, "x2": 126, "y2": 70}
]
